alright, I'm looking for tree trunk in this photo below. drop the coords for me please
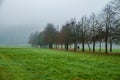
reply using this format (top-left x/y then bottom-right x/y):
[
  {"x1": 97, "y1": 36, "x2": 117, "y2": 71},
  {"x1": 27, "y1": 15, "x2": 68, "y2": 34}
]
[
  {"x1": 109, "y1": 28, "x2": 112, "y2": 52},
  {"x1": 82, "y1": 40, "x2": 85, "y2": 52},
  {"x1": 105, "y1": 24, "x2": 108, "y2": 54},
  {"x1": 82, "y1": 32, "x2": 85, "y2": 52},
  {"x1": 87, "y1": 43, "x2": 91, "y2": 51},
  {"x1": 110, "y1": 39, "x2": 112, "y2": 52},
  {"x1": 105, "y1": 40, "x2": 108, "y2": 54},
  {"x1": 49, "y1": 43, "x2": 53, "y2": 48},
  {"x1": 74, "y1": 42, "x2": 77, "y2": 51},
  {"x1": 61, "y1": 44, "x2": 63, "y2": 49},
  {"x1": 93, "y1": 39, "x2": 95, "y2": 52},
  {"x1": 65, "y1": 43, "x2": 69, "y2": 50},
  {"x1": 99, "y1": 41, "x2": 102, "y2": 52}
]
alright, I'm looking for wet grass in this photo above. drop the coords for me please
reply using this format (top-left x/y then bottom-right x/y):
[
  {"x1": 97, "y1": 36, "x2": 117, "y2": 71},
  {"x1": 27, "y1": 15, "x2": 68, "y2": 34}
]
[{"x1": 0, "y1": 48, "x2": 120, "y2": 80}]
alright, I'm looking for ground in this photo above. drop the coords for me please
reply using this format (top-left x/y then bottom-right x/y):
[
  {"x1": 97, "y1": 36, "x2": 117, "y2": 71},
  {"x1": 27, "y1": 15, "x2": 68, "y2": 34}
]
[{"x1": 0, "y1": 47, "x2": 120, "y2": 80}]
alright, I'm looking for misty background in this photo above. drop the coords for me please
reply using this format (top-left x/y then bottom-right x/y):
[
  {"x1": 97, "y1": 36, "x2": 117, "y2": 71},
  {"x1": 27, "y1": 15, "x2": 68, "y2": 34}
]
[{"x1": 0, "y1": 0, "x2": 111, "y2": 45}]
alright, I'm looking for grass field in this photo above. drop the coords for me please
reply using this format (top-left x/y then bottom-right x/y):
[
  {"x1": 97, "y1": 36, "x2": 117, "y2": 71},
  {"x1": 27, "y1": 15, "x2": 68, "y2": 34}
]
[{"x1": 0, "y1": 48, "x2": 120, "y2": 80}]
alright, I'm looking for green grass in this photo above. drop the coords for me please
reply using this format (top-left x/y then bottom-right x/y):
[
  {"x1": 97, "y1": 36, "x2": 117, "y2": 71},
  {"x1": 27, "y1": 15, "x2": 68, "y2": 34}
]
[
  {"x1": 84, "y1": 48, "x2": 120, "y2": 53},
  {"x1": 0, "y1": 48, "x2": 120, "y2": 80}
]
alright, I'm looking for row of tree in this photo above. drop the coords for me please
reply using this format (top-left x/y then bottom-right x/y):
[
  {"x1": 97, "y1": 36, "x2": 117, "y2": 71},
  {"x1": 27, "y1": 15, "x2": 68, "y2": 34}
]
[{"x1": 28, "y1": 0, "x2": 120, "y2": 53}]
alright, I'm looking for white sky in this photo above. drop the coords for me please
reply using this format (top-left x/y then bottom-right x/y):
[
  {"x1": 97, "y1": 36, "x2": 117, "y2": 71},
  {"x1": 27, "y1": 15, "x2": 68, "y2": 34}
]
[
  {"x1": 0, "y1": 0, "x2": 111, "y2": 45},
  {"x1": 0, "y1": 0, "x2": 111, "y2": 27}
]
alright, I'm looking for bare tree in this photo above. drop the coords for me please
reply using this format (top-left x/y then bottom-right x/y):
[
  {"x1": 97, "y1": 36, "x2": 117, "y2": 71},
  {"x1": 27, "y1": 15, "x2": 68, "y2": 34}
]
[
  {"x1": 90, "y1": 13, "x2": 97, "y2": 52},
  {"x1": 59, "y1": 22, "x2": 73, "y2": 50},
  {"x1": 95, "y1": 19, "x2": 105, "y2": 52},
  {"x1": 111, "y1": 0, "x2": 120, "y2": 45},
  {"x1": 80, "y1": 16, "x2": 87, "y2": 52},
  {"x1": 69, "y1": 19, "x2": 77, "y2": 51},
  {"x1": 102, "y1": 4, "x2": 116, "y2": 53},
  {"x1": 85, "y1": 18, "x2": 92, "y2": 51},
  {"x1": 111, "y1": 0, "x2": 120, "y2": 17}
]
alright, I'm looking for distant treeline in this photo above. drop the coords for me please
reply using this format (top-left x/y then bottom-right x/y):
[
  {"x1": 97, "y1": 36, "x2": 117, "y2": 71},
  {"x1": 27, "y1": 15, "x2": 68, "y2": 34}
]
[{"x1": 28, "y1": 0, "x2": 120, "y2": 53}]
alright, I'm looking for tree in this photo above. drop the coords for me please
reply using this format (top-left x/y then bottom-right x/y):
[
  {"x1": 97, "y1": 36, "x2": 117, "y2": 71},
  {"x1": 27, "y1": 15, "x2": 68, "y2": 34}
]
[
  {"x1": 28, "y1": 31, "x2": 39, "y2": 47},
  {"x1": 38, "y1": 32, "x2": 46, "y2": 48},
  {"x1": 43, "y1": 23, "x2": 58, "y2": 48},
  {"x1": 54, "y1": 30, "x2": 59, "y2": 49},
  {"x1": 85, "y1": 18, "x2": 92, "y2": 51},
  {"x1": 69, "y1": 19, "x2": 77, "y2": 51},
  {"x1": 111, "y1": 0, "x2": 120, "y2": 17},
  {"x1": 102, "y1": 4, "x2": 116, "y2": 53},
  {"x1": 80, "y1": 16, "x2": 87, "y2": 52},
  {"x1": 112, "y1": 18, "x2": 120, "y2": 45},
  {"x1": 111, "y1": 0, "x2": 120, "y2": 45},
  {"x1": 75, "y1": 22, "x2": 83, "y2": 51},
  {"x1": 59, "y1": 22, "x2": 73, "y2": 50},
  {"x1": 90, "y1": 13, "x2": 97, "y2": 52},
  {"x1": 95, "y1": 19, "x2": 105, "y2": 52}
]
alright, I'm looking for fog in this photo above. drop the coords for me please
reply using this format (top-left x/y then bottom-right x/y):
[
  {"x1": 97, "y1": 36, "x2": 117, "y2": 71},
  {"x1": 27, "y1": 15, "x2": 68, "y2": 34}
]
[{"x1": 0, "y1": 0, "x2": 111, "y2": 45}]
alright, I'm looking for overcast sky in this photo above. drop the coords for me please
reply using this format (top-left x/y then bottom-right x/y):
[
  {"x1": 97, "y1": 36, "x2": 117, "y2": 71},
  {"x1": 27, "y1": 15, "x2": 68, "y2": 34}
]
[{"x1": 0, "y1": 0, "x2": 111, "y2": 45}]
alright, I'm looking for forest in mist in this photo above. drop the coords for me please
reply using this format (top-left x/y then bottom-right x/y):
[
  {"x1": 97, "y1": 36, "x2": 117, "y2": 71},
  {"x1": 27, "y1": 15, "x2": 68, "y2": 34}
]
[
  {"x1": 28, "y1": 0, "x2": 120, "y2": 53},
  {"x1": 0, "y1": 0, "x2": 111, "y2": 45}
]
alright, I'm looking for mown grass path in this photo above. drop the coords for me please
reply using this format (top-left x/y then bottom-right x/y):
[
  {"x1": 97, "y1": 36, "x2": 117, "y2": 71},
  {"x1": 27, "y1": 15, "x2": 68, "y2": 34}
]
[{"x1": 0, "y1": 48, "x2": 120, "y2": 80}]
